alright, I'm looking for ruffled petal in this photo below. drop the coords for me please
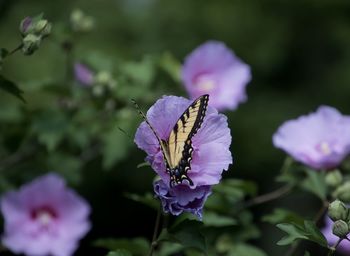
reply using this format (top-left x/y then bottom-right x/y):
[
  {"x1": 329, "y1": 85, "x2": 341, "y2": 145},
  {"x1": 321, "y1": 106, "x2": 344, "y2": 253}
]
[
  {"x1": 273, "y1": 106, "x2": 350, "y2": 169},
  {"x1": 181, "y1": 40, "x2": 251, "y2": 111}
]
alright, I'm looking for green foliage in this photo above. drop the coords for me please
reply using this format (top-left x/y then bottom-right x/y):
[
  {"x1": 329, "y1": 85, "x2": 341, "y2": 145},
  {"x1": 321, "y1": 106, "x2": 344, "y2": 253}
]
[
  {"x1": 202, "y1": 211, "x2": 237, "y2": 227},
  {"x1": 262, "y1": 208, "x2": 304, "y2": 226},
  {"x1": 125, "y1": 192, "x2": 159, "y2": 210},
  {"x1": 276, "y1": 221, "x2": 328, "y2": 248},
  {"x1": 0, "y1": 75, "x2": 25, "y2": 102},
  {"x1": 158, "y1": 219, "x2": 207, "y2": 253},
  {"x1": 301, "y1": 169, "x2": 327, "y2": 201},
  {"x1": 2, "y1": 1, "x2": 350, "y2": 256},
  {"x1": 95, "y1": 237, "x2": 149, "y2": 255},
  {"x1": 105, "y1": 250, "x2": 132, "y2": 256}
]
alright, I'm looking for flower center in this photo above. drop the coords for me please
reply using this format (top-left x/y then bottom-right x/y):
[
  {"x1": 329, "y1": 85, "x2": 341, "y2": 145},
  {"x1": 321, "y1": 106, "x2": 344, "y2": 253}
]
[
  {"x1": 195, "y1": 74, "x2": 216, "y2": 92},
  {"x1": 316, "y1": 141, "x2": 332, "y2": 156},
  {"x1": 31, "y1": 206, "x2": 57, "y2": 226}
]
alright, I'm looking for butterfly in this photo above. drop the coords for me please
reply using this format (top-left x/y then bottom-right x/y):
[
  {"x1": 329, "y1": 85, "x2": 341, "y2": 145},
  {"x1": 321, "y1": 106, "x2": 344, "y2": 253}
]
[{"x1": 133, "y1": 94, "x2": 209, "y2": 187}]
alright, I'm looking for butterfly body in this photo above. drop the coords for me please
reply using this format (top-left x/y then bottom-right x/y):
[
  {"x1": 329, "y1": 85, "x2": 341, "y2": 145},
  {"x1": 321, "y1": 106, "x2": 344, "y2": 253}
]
[{"x1": 134, "y1": 94, "x2": 209, "y2": 187}]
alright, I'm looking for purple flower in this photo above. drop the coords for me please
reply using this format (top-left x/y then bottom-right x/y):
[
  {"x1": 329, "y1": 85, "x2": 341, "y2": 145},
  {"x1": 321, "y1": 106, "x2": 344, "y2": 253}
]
[
  {"x1": 181, "y1": 41, "x2": 251, "y2": 111},
  {"x1": 135, "y1": 95, "x2": 232, "y2": 218},
  {"x1": 273, "y1": 106, "x2": 350, "y2": 170},
  {"x1": 74, "y1": 62, "x2": 94, "y2": 86},
  {"x1": 1, "y1": 173, "x2": 91, "y2": 256},
  {"x1": 322, "y1": 216, "x2": 350, "y2": 253},
  {"x1": 135, "y1": 95, "x2": 232, "y2": 187},
  {"x1": 154, "y1": 179, "x2": 211, "y2": 219}
]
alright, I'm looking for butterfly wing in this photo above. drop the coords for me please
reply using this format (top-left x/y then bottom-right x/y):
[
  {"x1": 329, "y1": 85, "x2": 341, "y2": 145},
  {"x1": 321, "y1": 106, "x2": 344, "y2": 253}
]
[{"x1": 167, "y1": 94, "x2": 209, "y2": 171}]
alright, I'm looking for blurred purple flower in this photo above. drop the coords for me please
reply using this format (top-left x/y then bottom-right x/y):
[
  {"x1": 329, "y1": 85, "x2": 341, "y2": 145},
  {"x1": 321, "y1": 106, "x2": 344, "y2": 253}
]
[
  {"x1": 74, "y1": 62, "x2": 94, "y2": 86},
  {"x1": 1, "y1": 173, "x2": 91, "y2": 256},
  {"x1": 154, "y1": 179, "x2": 211, "y2": 219},
  {"x1": 273, "y1": 106, "x2": 350, "y2": 170},
  {"x1": 322, "y1": 216, "x2": 350, "y2": 253},
  {"x1": 135, "y1": 95, "x2": 232, "y2": 187},
  {"x1": 181, "y1": 40, "x2": 251, "y2": 111}
]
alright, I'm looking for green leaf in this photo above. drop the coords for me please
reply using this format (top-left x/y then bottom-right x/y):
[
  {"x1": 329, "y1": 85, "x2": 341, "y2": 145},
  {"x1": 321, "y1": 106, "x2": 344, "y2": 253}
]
[
  {"x1": 262, "y1": 208, "x2": 304, "y2": 226},
  {"x1": 303, "y1": 221, "x2": 328, "y2": 247},
  {"x1": 227, "y1": 243, "x2": 268, "y2": 256},
  {"x1": 304, "y1": 251, "x2": 311, "y2": 256},
  {"x1": 202, "y1": 211, "x2": 237, "y2": 227},
  {"x1": 276, "y1": 223, "x2": 308, "y2": 246},
  {"x1": 0, "y1": 48, "x2": 8, "y2": 58},
  {"x1": 95, "y1": 237, "x2": 149, "y2": 255},
  {"x1": 158, "y1": 52, "x2": 181, "y2": 82},
  {"x1": 301, "y1": 168, "x2": 327, "y2": 200},
  {"x1": 158, "y1": 220, "x2": 207, "y2": 253},
  {"x1": 121, "y1": 56, "x2": 155, "y2": 85},
  {"x1": 31, "y1": 109, "x2": 69, "y2": 151},
  {"x1": 154, "y1": 242, "x2": 183, "y2": 256},
  {"x1": 105, "y1": 250, "x2": 132, "y2": 256},
  {"x1": 46, "y1": 153, "x2": 82, "y2": 185},
  {"x1": 101, "y1": 126, "x2": 131, "y2": 169},
  {"x1": 276, "y1": 220, "x2": 328, "y2": 248},
  {"x1": 216, "y1": 235, "x2": 267, "y2": 256},
  {"x1": 0, "y1": 48, "x2": 8, "y2": 69},
  {"x1": 125, "y1": 192, "x2": 159, "y2": 210},
  {"x1": 0, "y1": 75, "x2": 25, "y2": 102}
]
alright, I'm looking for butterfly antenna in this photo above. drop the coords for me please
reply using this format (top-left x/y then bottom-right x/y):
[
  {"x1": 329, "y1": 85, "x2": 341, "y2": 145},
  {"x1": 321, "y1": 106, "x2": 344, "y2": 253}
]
[
  {"x1": 117, "y1": 126, "x2": 133, "y2": 141},
  {"x1": 131, "y1": 99, "x2": 163, "y2": 145}
]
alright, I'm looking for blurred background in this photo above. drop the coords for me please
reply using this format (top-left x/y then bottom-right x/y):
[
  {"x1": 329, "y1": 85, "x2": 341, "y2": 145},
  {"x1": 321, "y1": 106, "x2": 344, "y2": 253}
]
[{"x1": 1, "y1": 0, "x2": 350, "y2": 255}]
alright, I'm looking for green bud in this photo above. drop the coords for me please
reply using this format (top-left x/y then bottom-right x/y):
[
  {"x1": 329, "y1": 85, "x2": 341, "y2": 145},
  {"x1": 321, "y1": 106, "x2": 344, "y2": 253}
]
[
  {"x1": 332, "y1": 220, "x2": 349, "y2": 238},
  {"x1": 70, "y1": 9, "x2": 94, "y2": 32},
  {"x1": 92, "y1": 85, "x2": 104, "y2": 97},
  {"x1": 328, "y1": 200, "x2": 349, "y2": 221},
  {"x1": 33, "y1": 19, "x2": 51, "y2": 37},
  {"x1": 22, "y1": 34, "x2": 41, "y2": 55},
  {"x1": 94, "y1": 71, "x2": 117, "y2": 89},
  {"x1": 333, "y1": 181, "x2": 350, "y2": 203},
  {"x1": 325, "y1": 170, "x2": 343, "y2": 187},
  {"x1": 34, "y1": 19, "x2": 48, "y2": 33}
]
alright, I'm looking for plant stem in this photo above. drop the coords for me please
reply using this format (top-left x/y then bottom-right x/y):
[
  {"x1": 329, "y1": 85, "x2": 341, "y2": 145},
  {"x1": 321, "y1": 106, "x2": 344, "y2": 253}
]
[
  {"x1": 148, "y1": 204, "x2": 162, "y2": 256},
  {"x1": 242, "y1": 157, "x2": 295, "y2": 209},
  {"x1": 8, "y1": 44, "x2": 23, "y2": 56},
  {"x1": 284, "y1": 201, "x2": 329, "y2": 256},
  {"x1": 243, "y1": 184, "x2": 293, "y2": 208},
  {"x1": 327, "y1": 238, "x2": 343, "y2": 256}
]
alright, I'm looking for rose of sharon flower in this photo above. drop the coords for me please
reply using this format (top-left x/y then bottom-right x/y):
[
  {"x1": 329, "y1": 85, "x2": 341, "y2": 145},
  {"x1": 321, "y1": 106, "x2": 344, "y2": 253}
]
[
  {"x1": 74, "y1": 62, "x2": 94, "y2": 86},
  {"x1": 273, "y1": 106, "x2": 350, "y2": 170},
  {"x1": 154, "y1": 180, "x2": 211, "y2": 219},
  {"x1": 322, "y1": 216, "x2": 350, "y2": 254},
  {"x1": 181, "y1": 40, "x2": 251, "y2": 111},
  {"x1": 1, "y1": 173, "x2": 91, "y2": 256},
  {"x1": 135, "y1": 95, "x2": 232, "y2": 218}
]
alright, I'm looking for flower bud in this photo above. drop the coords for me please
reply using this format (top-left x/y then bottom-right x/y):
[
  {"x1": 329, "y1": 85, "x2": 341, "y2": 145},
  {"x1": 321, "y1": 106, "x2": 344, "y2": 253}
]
[
  {"x1": 328, "y1": 200, "x2": 349, "y2": 221},
  {"x1": 19, "y1": 17, "x2": 33, "y2": 35},
  {"x1": 22, "y1": 34, "x2": 41, "y2": 55},
  {"x1": 94, "y1": 71, "x2": 117, "y2": 89},
  {"x1": 333, "y1": 181, "x2": 350, "y2": 203},
  {"x1": 332, "y1": 220, "x2": 349, "y2": 238},
  {"x1": 34, "y1": 19, "x2": 51, "y2": 37},
  {"x1": 325, "y1": 170, "x2": 343, "y2": 187},
  {"x1": 19, "y1": 15, "x2": 51, "y2": 38},
  {"x1": 70, "y1": 9, "x2": 94, "y2": 32},
  {"x1": 34, "y1": 19, "x2": 48, "y2": 33},
  {"x1": 92, "y1": 85, "x2": 104, "y2": 97}
]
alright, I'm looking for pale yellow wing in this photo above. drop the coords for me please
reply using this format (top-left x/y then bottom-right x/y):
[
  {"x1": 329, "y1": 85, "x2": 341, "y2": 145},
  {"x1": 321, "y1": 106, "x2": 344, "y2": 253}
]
[{"x1": 167, "y1": 94, "x2": 209, "y2": 169}]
